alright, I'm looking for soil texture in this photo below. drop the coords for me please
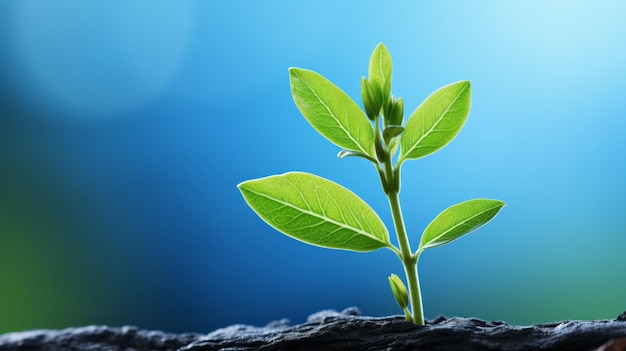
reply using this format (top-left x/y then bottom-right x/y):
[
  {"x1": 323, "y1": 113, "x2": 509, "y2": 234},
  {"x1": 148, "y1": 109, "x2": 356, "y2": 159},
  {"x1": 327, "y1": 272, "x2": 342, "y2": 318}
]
[{"x1": 1, "y1": 307, "x2": 625, "y2": 351}]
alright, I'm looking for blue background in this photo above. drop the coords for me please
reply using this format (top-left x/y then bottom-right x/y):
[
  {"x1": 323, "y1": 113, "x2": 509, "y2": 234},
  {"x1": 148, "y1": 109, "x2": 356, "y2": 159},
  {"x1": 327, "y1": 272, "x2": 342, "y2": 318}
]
[{"x1": 1, "y1": 1, "x2": 625, "y2": 334}]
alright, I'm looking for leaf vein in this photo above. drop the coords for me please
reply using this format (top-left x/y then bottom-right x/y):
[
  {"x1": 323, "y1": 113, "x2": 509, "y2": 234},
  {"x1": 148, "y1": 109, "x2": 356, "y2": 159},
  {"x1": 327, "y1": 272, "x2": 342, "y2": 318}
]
[{"x1": 243, "y1": 187, "x2": 384, "y2": 243}]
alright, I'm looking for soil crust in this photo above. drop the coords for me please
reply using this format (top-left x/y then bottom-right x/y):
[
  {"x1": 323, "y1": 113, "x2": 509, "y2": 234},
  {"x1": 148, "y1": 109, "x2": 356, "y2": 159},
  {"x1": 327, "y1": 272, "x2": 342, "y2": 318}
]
[{"x1": 1, "y1": 308, "x2": 626, "y2": 351}]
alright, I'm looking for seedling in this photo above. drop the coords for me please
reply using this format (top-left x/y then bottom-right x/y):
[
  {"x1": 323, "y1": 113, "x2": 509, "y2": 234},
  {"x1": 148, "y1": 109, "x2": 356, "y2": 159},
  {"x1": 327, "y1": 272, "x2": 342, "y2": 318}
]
[{"x1": 238, "y1": 43, "x2": 505, "y2": 325}]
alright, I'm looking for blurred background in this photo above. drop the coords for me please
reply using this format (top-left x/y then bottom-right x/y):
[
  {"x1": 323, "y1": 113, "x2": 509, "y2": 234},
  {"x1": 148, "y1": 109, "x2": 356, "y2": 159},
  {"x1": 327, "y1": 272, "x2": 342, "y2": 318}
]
[{"x1": 1, "y1": 0, "x2": 625, "y2": 334}]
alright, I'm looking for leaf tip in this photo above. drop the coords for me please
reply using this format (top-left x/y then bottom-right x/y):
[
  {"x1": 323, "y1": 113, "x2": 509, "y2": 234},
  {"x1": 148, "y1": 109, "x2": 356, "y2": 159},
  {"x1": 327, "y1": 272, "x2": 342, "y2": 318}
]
[
  {"x1": 236, "y1": 178, "x2": 256, "y2": 192},
  {"x1": 375, "y1": 42, "x2": 386, "y2": 50},
  {"x1": 491, "y1": 199, "x2": 507, "y2": 208},
  {"x1": 459, "y1": 80, "x2": 471, "y2": 90},
  {"x1": 288, "y1": 67, "x2": 306, "y2": 78}
]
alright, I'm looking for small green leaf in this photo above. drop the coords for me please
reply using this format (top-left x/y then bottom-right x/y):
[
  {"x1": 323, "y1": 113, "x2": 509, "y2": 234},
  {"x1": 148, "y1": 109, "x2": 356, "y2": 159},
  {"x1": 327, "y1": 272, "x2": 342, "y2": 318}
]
[
  {"x1": 419, "y1": 199, "x2": 505, "y2": 251},
  {"x1": 383, "y1": 125, "x2": 404, "y2": 145},
  {"x1": 368, "y1": 43, "x2": 392, "y2": 103},
  {"x1": 400, "y1": 81, "x2": 471, "y2": 162},
  {"x1": 337, "y1": 149, "x2": 378, "y2": 163},
  {"x1": 238, "y1": 172, "x2": 390, "y2": 252},
  {"x1": 289, "y1": 68, "x2": 375, "y2": 158}
]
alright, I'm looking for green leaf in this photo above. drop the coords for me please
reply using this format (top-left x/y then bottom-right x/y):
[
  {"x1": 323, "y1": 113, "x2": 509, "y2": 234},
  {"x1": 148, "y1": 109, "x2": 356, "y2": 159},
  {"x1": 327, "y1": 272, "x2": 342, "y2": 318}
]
[
  {"x1": 337, "y1": 149, "x2": 378, "y2": 164},
  {"x1": 238, "y1": 172, "x2": 390, "y2": 252},
  {"x1": 368, "y1": 43, "x2": 392, "y2": 103},
  {"x1": 400, "y1": 80, "x2": 471, "y2": 162},
  {"x1": 382, "y1": 125, "x2": 404, "y2": 145},
  {"x1": 419, "y1": 199, "x2": 505, "y2": 251},
  {"x1": 289, "y1": 68, "x2": 375, "y2": 157}
]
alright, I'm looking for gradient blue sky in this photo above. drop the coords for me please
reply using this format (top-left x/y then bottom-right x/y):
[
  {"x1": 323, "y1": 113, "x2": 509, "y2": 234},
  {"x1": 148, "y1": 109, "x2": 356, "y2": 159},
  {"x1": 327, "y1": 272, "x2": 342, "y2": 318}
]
[{"x1": 1, "y1": 1, "x2": 625, "y2": 333}]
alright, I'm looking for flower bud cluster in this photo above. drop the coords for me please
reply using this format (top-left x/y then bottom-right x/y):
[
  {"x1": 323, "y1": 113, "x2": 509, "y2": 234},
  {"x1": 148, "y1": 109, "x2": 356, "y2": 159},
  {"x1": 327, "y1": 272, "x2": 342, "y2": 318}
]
[{"x1": 360, "y1": 45, "x2": 405, "y2": 161}]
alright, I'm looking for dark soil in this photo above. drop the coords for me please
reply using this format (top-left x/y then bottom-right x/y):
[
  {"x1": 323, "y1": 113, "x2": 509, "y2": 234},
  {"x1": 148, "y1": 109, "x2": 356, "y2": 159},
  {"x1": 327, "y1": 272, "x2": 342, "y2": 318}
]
[{"x1": 1, "y1": 308, "x2": 625, "y2": 351}]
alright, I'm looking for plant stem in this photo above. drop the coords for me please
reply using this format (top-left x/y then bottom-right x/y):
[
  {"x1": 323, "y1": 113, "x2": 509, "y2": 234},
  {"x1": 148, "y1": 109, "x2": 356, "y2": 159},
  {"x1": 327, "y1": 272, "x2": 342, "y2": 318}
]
[
  {"x1": 376, "y1": 116, "x2": 424, "y2": 325},
  {"x1": 387, "y1": 190, "x2": 424, "y2": 325}
]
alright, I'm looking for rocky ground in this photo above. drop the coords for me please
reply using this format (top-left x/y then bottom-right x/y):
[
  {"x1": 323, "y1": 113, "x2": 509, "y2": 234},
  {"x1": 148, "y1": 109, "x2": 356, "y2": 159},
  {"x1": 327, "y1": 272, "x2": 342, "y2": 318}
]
[{"x1": 1, "y1": 308, "x2": 625, "y2": 351}]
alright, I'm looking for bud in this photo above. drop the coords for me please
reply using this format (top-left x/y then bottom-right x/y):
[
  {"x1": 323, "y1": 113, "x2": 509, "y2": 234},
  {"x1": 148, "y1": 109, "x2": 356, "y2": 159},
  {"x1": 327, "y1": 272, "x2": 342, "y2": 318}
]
[
  {"x1": 389, "y1": 97, "x2": 404, "y2": 126},
  {"x1": 388, "y1": 273, "x2": 409, "y2": 309},
  {"x1": 382, "y1": 95, "x2": 395, "y2": 124},
  {"x1": 361, "y1": 77, "x2": 382, "y2": 121}
]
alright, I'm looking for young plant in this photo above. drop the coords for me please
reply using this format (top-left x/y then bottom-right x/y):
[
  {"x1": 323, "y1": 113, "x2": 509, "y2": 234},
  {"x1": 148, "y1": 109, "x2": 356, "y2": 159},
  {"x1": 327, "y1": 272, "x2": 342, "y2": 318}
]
[{"x1": 237, "y1": 43, "x2": 505, "y2": 325}]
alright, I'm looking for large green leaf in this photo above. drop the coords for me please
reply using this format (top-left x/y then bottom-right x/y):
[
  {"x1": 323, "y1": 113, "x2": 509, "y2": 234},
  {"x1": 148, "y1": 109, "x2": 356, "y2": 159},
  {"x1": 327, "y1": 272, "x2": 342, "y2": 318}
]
[
  {"x1": 238, "y1": 172, "x2": 390, "y2": 252},
  {"x1": 368, "y1": 43, "x2": 392, "y2": 101},
  {"x1": 289, "y1": 68, "x2": 375, "y2": 158},
  {"x1": 400, "y1": 80, "x2": 471, "y2": 162},
  {"x1": 418, "y1": 199, "x2": 505, "y2": 251}
]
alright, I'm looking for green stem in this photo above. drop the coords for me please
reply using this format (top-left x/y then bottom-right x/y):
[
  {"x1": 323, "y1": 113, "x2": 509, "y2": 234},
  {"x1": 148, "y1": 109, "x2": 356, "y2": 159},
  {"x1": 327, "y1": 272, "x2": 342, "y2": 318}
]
[
  {"x1": 376, "y1": 119, "x2": 423, "y2": 325},
  {"x1": 387, "y1": 190, "x2": 424, "y2": 325}
]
